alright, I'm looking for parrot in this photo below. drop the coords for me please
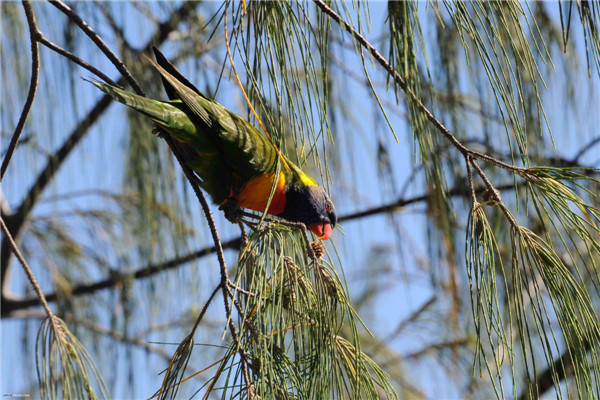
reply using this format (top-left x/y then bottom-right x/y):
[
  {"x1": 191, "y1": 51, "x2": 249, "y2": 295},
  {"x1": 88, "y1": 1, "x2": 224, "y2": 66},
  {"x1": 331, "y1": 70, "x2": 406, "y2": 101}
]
[{"x1": 90, "y1": 48, "x2": 336, "y2": 240}]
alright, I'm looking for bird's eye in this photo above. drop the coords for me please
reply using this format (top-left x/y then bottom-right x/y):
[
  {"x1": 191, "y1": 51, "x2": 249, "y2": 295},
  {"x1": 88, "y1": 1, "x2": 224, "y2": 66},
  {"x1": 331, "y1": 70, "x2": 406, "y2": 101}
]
[{"x1": 325, "y1": 201, "x2": 332, "y2": 211}]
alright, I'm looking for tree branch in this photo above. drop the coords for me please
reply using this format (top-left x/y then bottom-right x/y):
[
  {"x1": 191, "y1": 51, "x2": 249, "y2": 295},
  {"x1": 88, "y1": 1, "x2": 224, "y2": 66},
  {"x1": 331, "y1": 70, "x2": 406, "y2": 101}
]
[
  {"x1": 2, "y1": 181, "x2": 521, "y2": 317},
  {"x1": 1, "y1": 0, "x2": 201, "y2": 302},
  {"x1": 338, "y1": 182, "x2": 517, "y2": 223},
  {"x1": 1, "y1": 0, "x2": 40, "y2": 180},
  {"x1": 49, "y1": 0, "x2": 144, "y2": 95},
  {"x1": 38, "y1": 35, "x2": 119, "y2": 87},
  {"x1": 312, "y1": 0, "x2": 524, "y2": 174},
  {"x1": 1, "y1": 237, "x2": 241, "y2": 317},
  {"x1": 1, "y1": 94, "x2": 114, "y2": 294},
  {"x1": 0, "y1": 216, "x2": 54, "y2": 321}
]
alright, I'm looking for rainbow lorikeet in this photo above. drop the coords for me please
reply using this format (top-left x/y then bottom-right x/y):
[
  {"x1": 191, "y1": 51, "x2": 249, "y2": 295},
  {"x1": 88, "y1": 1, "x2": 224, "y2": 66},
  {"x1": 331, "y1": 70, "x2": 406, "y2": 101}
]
[{"x1": 90, "y1": 48, "x2": 336, "y2": 240}]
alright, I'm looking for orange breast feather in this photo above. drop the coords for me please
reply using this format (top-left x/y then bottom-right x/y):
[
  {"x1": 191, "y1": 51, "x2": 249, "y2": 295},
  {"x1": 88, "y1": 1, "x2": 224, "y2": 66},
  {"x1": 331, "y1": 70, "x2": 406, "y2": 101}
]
[{"x1": 236, "y1": 172, "x2": 286, "y2": 215}]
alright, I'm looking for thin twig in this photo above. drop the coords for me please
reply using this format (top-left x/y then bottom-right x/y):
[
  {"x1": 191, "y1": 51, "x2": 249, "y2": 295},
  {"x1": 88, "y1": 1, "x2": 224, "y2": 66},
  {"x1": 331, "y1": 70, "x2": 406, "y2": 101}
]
[
  {"x1": 221, "y1": 283, "x2": 252, "y2": 390},
  {"x1": 227, "y1": 281, "x2": 256, "y2": 297},
  {"x1": 1, "y1": 1, "x2": 199, "y2": 298},
  {"x1": 312, "y1": 0, "x2": 524, "y2": 174},
  {"x1": 49, "y1": 0, "x2": 145, "y2": 95},
  {"x1": 190, "y1": 284, "x2": 222, "y2": 336},
  {"x1": 0, "y1": 216, "x2": 53, "y2": 320},
  {"x1": 93, "y1": 0, "x2": 127, "y2": 50},
  {"x1": 3, "y1": 183, "x2": 522, "y2": 317},
  {"x1": 471, "y1": 160, "x2": 519, "y2": 230},
  {"x1": 37, "y1": 35, "x2": 119, "y2": 87},
  {"x1": 73, "y1": 316, "x2": 173, "y2": 362},
  {"x1": 466, "y1": 156, "x2": 478, "y2": 206},
  {"x1": 159, "y1": 128, "x2": 254, "y2": 391},
  {"x1": 573, "y1": 135, "x2": 600, "y2": 163},
  {"x1": 224, "y1": 285, "x2": 253, "y2": 387},
  {"x1": 403, "y1": 338, "x2": 471, "y2": 360},
  {"x1": 1, "y1": 1, "x2": 40, "y2": 181}
]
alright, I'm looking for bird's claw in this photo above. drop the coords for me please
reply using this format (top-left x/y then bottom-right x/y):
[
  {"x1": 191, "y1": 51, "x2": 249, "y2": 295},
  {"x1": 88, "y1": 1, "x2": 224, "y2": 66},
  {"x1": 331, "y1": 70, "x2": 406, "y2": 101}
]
[
  {"x1": 219, "y1": 198, "x2": 243, "y2": 223},
  {"x1": 152, "y1": 127, "x2": 166, "y2": 138}
]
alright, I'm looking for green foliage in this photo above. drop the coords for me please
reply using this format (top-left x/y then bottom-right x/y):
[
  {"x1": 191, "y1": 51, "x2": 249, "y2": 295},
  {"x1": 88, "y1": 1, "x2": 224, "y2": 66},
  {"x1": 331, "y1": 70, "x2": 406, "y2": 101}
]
[
  {"x1": 467, "y1": 167, "x2": 600, "y2": 398},
  {"x1": 444, "y1": 1, "x2": 551, "y2": 164},
  {"x1": 227, "y1": 1, "x2": 334, "y2": 181},
  {"x1": 195, "y1": 225, "x2": 397, "y2": 399},
  {"x1": 36, "y1": 317, "x2": 109, "y2": 400}
]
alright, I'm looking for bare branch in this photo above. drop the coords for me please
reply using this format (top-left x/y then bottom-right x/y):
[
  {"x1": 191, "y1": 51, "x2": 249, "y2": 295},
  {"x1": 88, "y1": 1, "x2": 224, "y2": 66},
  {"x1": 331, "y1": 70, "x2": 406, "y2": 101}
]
[
  {"x1": 189, "y1": 284, "x2": 222, "y2": 337},
  {"x1": 1, "y1": 0, "x2": 201, "y2": 303},
  {"x1": 312, "y1": 0, "x2": 524, "y2": 174},
  {"x1": 38, "y1": 35, "x2": 119, "y2": 87},
  {"x1": 384, "y1": 296, "x2": 437, "y2": 342},
  {"x1": 466, "y1": 156, "x2": 478, "y2": 206},
  {"x1": 404, "y1": 338, "x2": 471, "y2": 360},
  {"x1": 1, "y1": 237, "x2": 241, "y2": 317},
  {"x1": 1, "y1": 1, "x2": 40, "y2": 180},
  {"x1": 49, "y1": 0, "x2": 144, "y2": 95},
  {"x1": 0, "y1": 216, "x2": 54, "y2": 321},
  {"x1": 73, "y1": 317, "x2": 173, "y2": 362},
  {"x1": 573, "y1": 135, "x2": 600, "y2": 163}
]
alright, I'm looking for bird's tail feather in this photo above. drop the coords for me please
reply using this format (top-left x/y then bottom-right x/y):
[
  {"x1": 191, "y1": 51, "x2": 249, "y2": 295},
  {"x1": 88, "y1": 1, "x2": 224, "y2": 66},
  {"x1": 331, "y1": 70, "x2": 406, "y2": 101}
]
[
  {"x1": 87, "y1": 79, "x2": 191, "y2": 132},
  {"x1": 152, "y1": 47, "x2": 203, "y2": 100}
]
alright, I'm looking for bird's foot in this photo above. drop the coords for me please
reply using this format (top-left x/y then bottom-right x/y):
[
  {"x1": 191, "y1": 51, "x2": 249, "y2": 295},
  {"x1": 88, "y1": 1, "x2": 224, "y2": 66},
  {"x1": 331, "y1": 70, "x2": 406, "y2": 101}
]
[
  {"x1": 152, "y1": 127, "x2": 166, "y2": 138},
  {"x1": 219, "y1": 198, "x2": 243, "y2": 223}
]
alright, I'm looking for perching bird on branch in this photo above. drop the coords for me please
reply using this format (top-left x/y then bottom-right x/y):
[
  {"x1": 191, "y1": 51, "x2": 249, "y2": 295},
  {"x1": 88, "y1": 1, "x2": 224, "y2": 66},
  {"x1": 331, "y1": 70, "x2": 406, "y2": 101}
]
[{"x1": 90, "y1": 48, "x2": 336, "y2": 240}]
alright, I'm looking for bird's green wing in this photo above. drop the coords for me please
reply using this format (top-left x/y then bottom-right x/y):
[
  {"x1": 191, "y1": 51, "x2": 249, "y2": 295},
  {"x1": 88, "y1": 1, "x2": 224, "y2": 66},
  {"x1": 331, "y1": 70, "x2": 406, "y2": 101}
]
[
  {"x1": 145, "y1": 56, "x2": 280, "y2": 182},
  {"x1": 89, "y1": 80, "x2": 233, "y2": 203}
]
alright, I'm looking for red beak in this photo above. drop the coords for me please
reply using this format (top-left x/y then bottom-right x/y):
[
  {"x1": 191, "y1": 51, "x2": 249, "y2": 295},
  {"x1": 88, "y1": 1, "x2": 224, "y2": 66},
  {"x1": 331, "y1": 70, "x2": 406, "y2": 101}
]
[{"x1": 308, "y1": 223, "x2": 333, "y2": 240}]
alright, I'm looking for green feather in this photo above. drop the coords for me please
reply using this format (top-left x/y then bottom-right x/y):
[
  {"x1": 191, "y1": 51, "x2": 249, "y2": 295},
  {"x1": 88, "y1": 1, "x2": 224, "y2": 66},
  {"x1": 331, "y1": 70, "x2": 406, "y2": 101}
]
[
  {"x1": 144, "y1": 56, "x2": 279, "y2": 182},
  {"x1": 88, "y1": 51, "x2": 336, "y2": 235},
  {"x1": 89, "y1": 79, "x2": 232, "y2": 202},
  {"x1": 89, "y1": 58, "x2": 310, "y2": 205}
]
